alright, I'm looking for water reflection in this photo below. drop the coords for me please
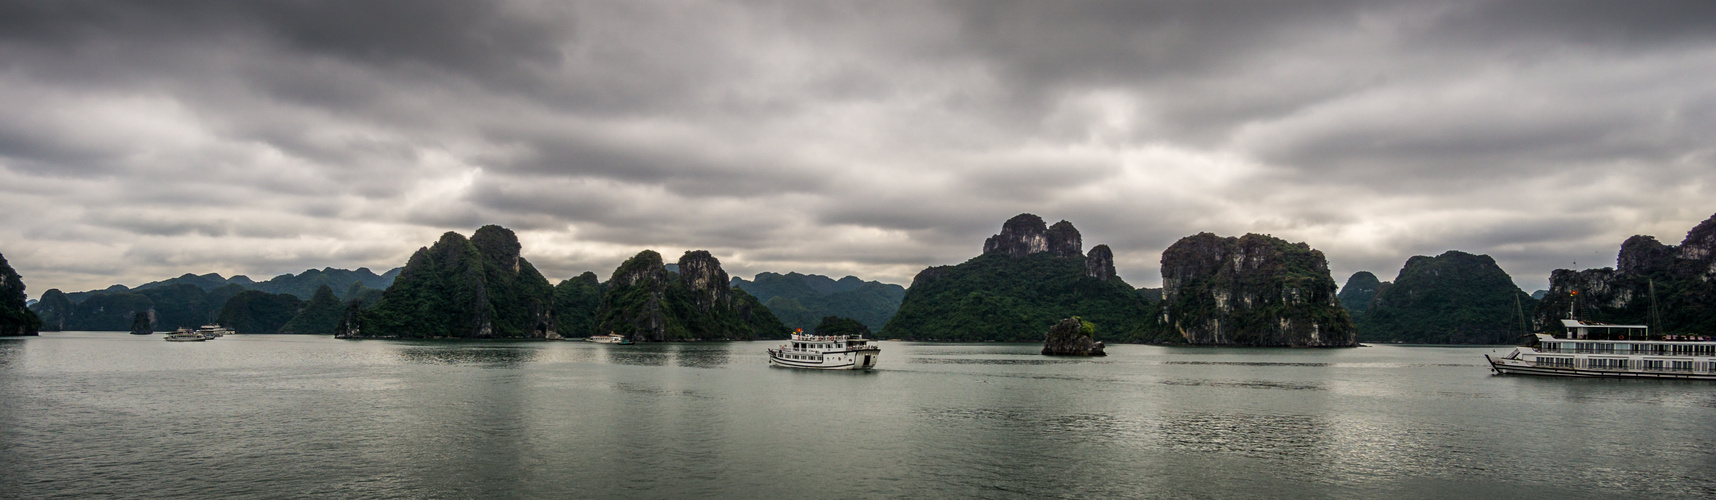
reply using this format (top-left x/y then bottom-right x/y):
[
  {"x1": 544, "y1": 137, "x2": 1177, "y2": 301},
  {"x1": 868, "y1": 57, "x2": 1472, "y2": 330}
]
[
  {"x1": 1158, "y1": 412, "x2": 1332, "y2": 459},
  {"x1": 906, "y1": 357, "x2": 1108, "y2": 365},
  {"x1": 595, "y1": 343, "x2": 738, "y2": 368},
  {"x1": 1161, "y1": 379, "x2": 1325, "y2": 391},
  {"x1": 672, "y1": 343, "x2": 732, "y2": 368},
  {"x1": 394, "y1": 344, "x2": 539, "y2": 366},
  {"x1": 603, "y1": 346, "x2": 672, "y2": 366},
  {"x1": 0, "y1": 339, "x2": 21, "y2": 370}
]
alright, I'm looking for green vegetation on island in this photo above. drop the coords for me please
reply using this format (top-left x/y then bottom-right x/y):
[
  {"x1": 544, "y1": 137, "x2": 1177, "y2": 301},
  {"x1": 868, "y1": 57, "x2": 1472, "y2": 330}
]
[
  {"x1": 0, "y1": 252, "x2": 42, "y2": 336},
  {"x1": 730, "y1": 272, "x2": 906, "y2": 333},
  {"x1": 592, "y1": 250, "x2": 790, "y2": 341},
  {"x1": 882, "y1": 214, "x2": 1152, "y2": 342},
  {"x1": 1353, "y1": 251, "x2": 1536, "y2": 344},
  {"x1": 811, "y1": 316, "x2": 872, "y2": 337},
  {"x1": 278, "y1": 285, "x2": 345, "y2": 334},
  {"x1": 217, "y1": 290, "x2": 305, "y2": 334},
  {"x1": 340, "y1": 226, "x2": 557, "y2": 339},
  {"x1": 1535, "y1": 213, "x2": 1716, "y2": 335},
  {"x1": 552, "y1": 272, "x2": 605, "y2": 338},
  {"x1": 1157, "y1": 233, "x2": 1355, "y2": 347}
]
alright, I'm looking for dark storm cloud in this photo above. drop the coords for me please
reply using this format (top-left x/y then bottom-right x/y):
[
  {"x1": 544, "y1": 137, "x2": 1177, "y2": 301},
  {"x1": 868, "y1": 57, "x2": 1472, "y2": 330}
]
[{"x1": 0, "y1": 0, "x2": 1712, "y2": 294}]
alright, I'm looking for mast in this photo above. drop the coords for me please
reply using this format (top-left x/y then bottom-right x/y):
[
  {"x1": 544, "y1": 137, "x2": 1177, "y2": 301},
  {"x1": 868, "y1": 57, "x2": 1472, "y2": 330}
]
[{"x1": 1649, "y1": 279, "x2": 1662, "y2": 338}]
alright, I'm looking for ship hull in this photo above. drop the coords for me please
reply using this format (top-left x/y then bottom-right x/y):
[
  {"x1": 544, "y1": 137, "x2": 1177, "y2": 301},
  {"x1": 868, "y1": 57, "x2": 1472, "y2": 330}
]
[
  {"x1": 1488, "y1": 355, "x2": 1716, "y2": 380},
  {"x1": 767, "y1": 349, "x2": 879, "y2": 370}
]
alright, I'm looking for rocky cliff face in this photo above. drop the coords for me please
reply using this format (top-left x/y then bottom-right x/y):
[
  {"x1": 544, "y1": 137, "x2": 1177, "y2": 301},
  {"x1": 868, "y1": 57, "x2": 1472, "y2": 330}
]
[
  {"x1": 678, "y1": 250, "x2": 731, "y2": 312},
  {"x1": 340, "y1": 226, "x2": 557, "y2": 339},
  {"x1": 1042, "y1": 317, "x2": 1105, "y2": 356},
  {"x1": 983, "y1": 213, "x2": 1088, "y2": 258},
  {"x1": 1085, "y1": 245, "x2": 1116, "y2": 281},
  {"x1": 1356, "y1": 251, "x2": 1534, "y2": 344},
  {"x1": 593, "y1": 250, "x2": 788, "y2": 341},
  {"x1": 1047, "y1": 221, "x2": 1083, "y2": 258},
  {"x1": 31, "y1": 289, "x2": 70, "y2": 332},
  {"x1": 0, "y1": 253, "x2": 41, "y2": 336},
  {"x1": 1535, "y1": 212, "x2": 1716, "y2": 334},
  {"x1": 1158, "y1": 233, "x2": 1354, "y2": 347},
  {"x1": 130, "y1": 311, "x2": 152, "y2": 335},
  {"x1": 884, "y1": 214, "x2": 1150, "y2": 342}
]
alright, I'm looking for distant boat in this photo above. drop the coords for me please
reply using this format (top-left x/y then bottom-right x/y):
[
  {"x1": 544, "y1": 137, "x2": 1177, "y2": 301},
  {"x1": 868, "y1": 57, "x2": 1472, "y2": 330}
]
[
  {"x1": 767, "y1": 332, "x2": 880, "y2": 370},
  {"x1": 164, "y1": 328, "x2": 209, "y2": 342},
  {"x1": 195, "y1": 325, "x2": 233, "y2": 338},
  {"x1": 587, "y1": 333, "x2": 632, "y2": 345}
]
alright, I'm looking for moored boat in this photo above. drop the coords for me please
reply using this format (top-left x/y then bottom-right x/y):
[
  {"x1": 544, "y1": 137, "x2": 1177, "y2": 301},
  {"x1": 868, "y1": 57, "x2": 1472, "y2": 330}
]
[
  {"x1": 587, "y1": 333, "x2": 633, "y2": 344},
  {"x1": 195, "y1": 324, "x2": 233, "y2": 338},
  {"x1": 767, "y1": 332, "x2": 880, "y2": 370},
  {"x1": 164, "y1": 327, "x2": 210, "y2": 342},
  {"x1": 1488, "y1": 319, "x2": 1716, "y2": 380}
]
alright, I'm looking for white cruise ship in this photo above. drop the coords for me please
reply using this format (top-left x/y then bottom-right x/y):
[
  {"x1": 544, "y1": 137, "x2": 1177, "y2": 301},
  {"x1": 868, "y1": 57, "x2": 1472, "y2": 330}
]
[
  {"x1": 1487, "y1": 319, "x2": 1716, "y2": 380},
  {"x1": 768, "y1": 332, "x2": 880, "y2": 370}
]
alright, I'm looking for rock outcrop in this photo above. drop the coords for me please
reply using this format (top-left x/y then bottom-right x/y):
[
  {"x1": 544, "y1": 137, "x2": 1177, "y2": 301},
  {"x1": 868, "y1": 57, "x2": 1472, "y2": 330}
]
[
  {"x1": 130, "y1": 311, "x2": 152, "y2": 335},
  {"x1": 884, "y1": 214, "x2": 1151, "y2": 342},
  {"x1": 30, "y1": 289, "x2": 70, "y2": 332},
  {"x1": 983, "y1": 213, "x2": 1083, "y2": 258},
  {"x1": 1047, "y1": 221, "x2": 1083, "y2": 258},
  {"x1": 678, "y1": 251, "x2": 731, "y2": 312},
  {"x1": 1085, "y1": 244, "x2": 1117, "y2": 281},
  {"x1": 1535, "y1": 212, "x2": 1716, "y2": 334},
  {"x1": 1158, "y1": 233, "x2": 1355, "y2": 347},
  {"x1": 339, "y1": 225, "x2": 557, "y2": 339},
  {"x1": 1355, "y1": 251, "x2": 1535, "y2": 344},
  {"x1": 278, "y1": 285, "x2": 344, "y2": 334},
  {"x1": 1337, "y1": 271, "x2": 1385, "y2": 316},
  {"x1": 593, "y1": 250, "x2": 789, "y2": 341},
  {"x1": 1042, "y1": 317, "x2": 1105, "y2": 356},
  {"x1": 217, "y1": 290, "x2": 304, "y2": 334},
  {"x1": 1, "y1": 253, "x2": 43, "y2": 336}
]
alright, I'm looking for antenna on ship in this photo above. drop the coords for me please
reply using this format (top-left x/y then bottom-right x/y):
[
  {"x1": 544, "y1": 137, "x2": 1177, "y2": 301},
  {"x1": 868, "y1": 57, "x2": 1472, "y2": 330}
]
[
  {"x1": 1514, "y1": 292, "x2": 1529, "y2": 345},
  {"x1": 1649, "y1": 279, "x2": 1663, "y2": 340}
]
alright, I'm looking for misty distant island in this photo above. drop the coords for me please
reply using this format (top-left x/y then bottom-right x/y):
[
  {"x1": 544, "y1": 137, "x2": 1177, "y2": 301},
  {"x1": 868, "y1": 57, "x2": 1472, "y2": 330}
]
[{"x1": 7, "y1": 211, "x2": 1716, "y2": 346}]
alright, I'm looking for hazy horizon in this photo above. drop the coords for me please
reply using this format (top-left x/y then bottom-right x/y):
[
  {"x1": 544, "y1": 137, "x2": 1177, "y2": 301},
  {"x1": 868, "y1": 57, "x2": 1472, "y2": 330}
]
[{"x1": 4, "y1": 1, "x2": 1714, "y2": 298}]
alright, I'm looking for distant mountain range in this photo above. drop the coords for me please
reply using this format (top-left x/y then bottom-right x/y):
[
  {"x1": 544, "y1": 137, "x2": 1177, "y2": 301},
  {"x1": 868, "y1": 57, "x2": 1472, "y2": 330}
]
[
  {"x1": 729, "y1": 272, "x2": 906, "y2": 333},
  {"x1": 30, "y1": 267, "x2": 400, "y2": 332}
]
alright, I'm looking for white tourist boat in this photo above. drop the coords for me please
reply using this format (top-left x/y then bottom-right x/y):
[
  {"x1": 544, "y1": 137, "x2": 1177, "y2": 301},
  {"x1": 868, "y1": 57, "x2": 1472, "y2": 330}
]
[
  {"x1": 195, "y1": 324, "x2": 233, "y2": 338},
  {"x1": 767, "y1": 332, "x2": 880, "y2": 370},
  {"x1": 1487, "y1": 319, "x2": 1716, "y2": 380},
  {"x1": 587, "y1": 333, "x2": 633, "y2": 344},
  {"x1": 164, "y1": 327, "x2": 210, "y2": 342}
]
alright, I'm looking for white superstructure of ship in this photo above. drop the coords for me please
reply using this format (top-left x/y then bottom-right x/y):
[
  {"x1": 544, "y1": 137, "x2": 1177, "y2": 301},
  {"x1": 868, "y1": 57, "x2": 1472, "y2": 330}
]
[
  {"x1": 767, "y1": 331, "x2": 880, "y2": 370},
  {"x1": 1488, "y1": 319, "x2": 1716, "y2": 380}
]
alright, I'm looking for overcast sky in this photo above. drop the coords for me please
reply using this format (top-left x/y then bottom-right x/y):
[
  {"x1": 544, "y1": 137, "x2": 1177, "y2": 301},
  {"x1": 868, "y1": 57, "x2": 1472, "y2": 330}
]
[{"x1": 3, "y1": 0, "x2": 1714, "y2": 298}]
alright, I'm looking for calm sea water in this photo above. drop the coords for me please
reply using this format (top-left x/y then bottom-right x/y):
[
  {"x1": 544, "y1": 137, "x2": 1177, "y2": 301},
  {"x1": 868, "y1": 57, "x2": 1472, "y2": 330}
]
[{"x1": 2, "y1": 332, "x2": 1714, "y2": 499}]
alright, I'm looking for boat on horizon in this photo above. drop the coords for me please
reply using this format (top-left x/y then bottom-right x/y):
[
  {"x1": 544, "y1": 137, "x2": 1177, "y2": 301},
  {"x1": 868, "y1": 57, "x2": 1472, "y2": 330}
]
[
  {"x1": 164, "y1": 328, "x2": 210, "y2": 342},
  {"x1": 767, "y1": 331, "x2": 880, "y2": 370},
  {"x1": 587, "y1": 333, "x2": 633, "y2": 345},
  {"x1": 195, "y1": 324, "x2": 233, "y2": 338},
  {"x1": 1487, "y1": 319, "x2": 1716, "y2": 380}
]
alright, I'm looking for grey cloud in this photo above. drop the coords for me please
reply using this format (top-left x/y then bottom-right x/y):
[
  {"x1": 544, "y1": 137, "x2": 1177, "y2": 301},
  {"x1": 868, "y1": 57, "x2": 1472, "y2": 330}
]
[{"x1": 0, "y1": 0, "x2": 1712, "y2": 296}]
